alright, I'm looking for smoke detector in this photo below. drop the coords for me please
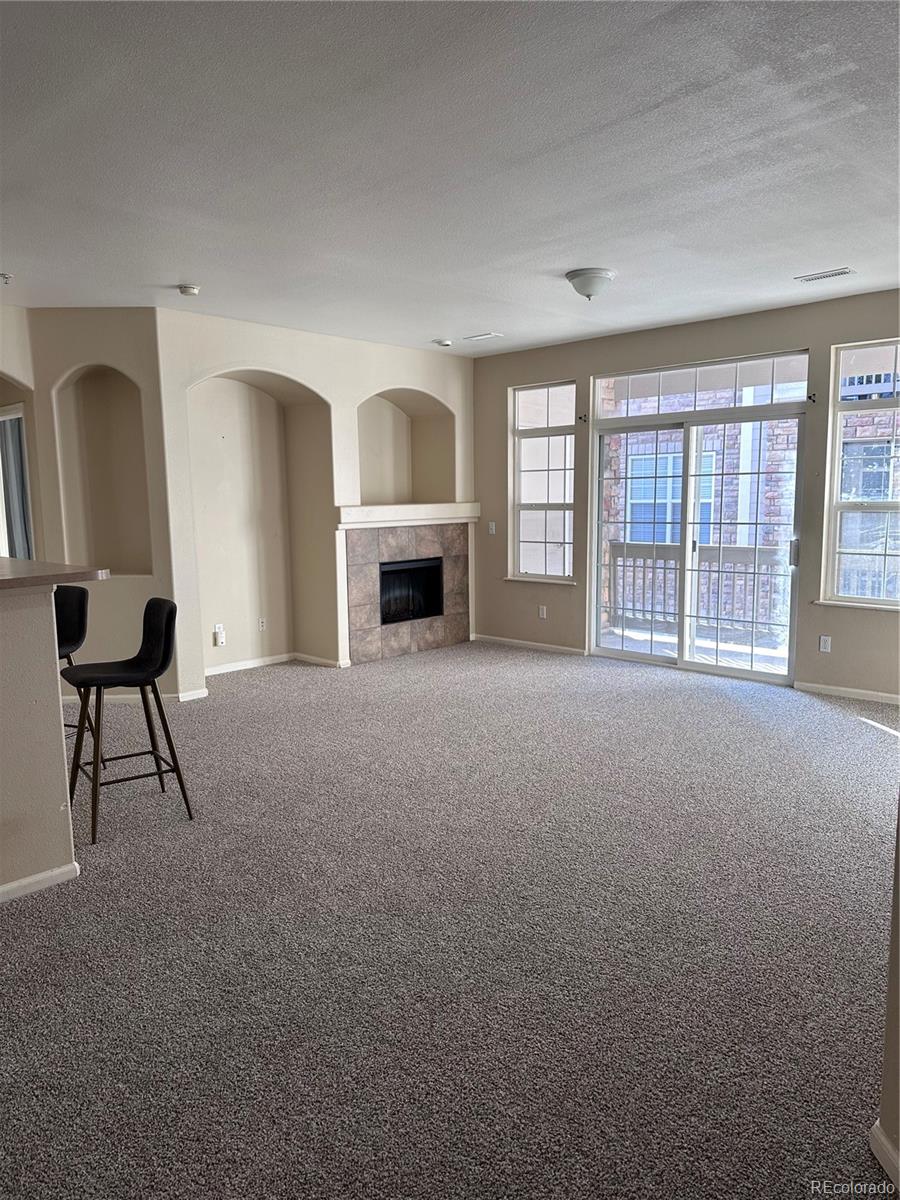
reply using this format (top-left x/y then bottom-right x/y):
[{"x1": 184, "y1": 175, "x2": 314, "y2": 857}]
[
  {"x1": 177, "y1": 283, "x2": 200, "y2": 297},
  {"x1": 794, "y1": 267, "x2": 856, "y2": 283},
  {"x1": 566, "y1": 267, "x2": 616, "y2": 300}
]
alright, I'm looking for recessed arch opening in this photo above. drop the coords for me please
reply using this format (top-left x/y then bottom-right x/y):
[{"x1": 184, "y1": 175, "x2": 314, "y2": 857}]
[
  {"x1": 357, "y1": 388, "x2": 455, "y2": 504},
  {"x1": 187, "y1": 369, "x2": 337, "y2": 670},
  {"x1": 54, "y1": 364, "x2": 152, "y2": 574}
]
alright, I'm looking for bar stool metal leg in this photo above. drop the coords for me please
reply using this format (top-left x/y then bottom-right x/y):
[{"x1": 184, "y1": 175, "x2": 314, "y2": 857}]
[
  {"x1": 150, "y1": 681, "x2": 192, "y2": 821},
  {"x1": 91, "y1": 687, "x2": 104, "y2": 845},
  {"x1": 69, "y1": 687, "x2": 91, "y2": 805},
  {"x1": 66, "y1": 653, "x2": 103, "y2": 767},
  {"x1": 140, "y1": 685, "x2": 166, "y2": 794}
]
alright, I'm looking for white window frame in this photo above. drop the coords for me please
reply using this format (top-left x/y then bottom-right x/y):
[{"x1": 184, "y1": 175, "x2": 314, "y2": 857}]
[
  {"x1": 0, "y1": 401, "x2": 34, "y2": 559},
  {"x1": 822, "y1": 338, "x2": 900, "y2": 609},
  {"x1": 509, "y1": 381, "x2": 576, "y2": 583}
]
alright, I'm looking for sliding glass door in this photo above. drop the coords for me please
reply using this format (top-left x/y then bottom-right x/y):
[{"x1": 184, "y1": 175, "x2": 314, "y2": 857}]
[
  {"x1": 596, "y1": 414, "x2": 801, "y2": 679},
  {"x1": 598, "y1": 427, "x2": 685, "y2": 659},
  {"x1": 683, "y1": 417, "x2": 799, "y2": 675}
]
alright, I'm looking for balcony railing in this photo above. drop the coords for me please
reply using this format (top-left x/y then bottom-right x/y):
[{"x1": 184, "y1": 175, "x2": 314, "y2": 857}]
[{"x1": 605, "y1": 541, "x2": 788, "y2": 627}]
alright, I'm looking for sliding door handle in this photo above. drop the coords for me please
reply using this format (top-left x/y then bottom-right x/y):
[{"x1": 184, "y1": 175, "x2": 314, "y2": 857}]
[{"x1": 789, "y1": 538, "x2": 800, "y2": 568}]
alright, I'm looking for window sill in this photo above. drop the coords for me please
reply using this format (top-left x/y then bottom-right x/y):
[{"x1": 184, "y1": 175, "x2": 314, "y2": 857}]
[
  {"x1": 814, "y1": 598, "x2": 899, "y2": 613},
  {"x1": 504, "y1": 575, "x2": 577, "y2": 586}
]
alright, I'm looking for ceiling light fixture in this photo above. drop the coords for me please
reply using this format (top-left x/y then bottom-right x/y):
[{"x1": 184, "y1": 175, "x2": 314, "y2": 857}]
[
  {"x1": 177, "y1": 283, "x2": 200, "y2": 297},
  {"x1": 565, "y1": 267, "x2": 616, "y2": 301},
  {"x1": 432, "y1": 338, "x2": 453, "y2": 348},
  {"x1": 462, "y1": 331, "x2": 503, "y2": 342},
  {"x1": 794, "y1": 267, "x2": 856, "y2": 283}
]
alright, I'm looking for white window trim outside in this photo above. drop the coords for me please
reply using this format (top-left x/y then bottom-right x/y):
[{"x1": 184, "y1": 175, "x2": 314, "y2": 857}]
[
  {"x1": 508, "y1": 381, "x2": 576, "y2": 583},
  {"x1": 821, "y1": 338, "x2": 900, "y2": 609}
]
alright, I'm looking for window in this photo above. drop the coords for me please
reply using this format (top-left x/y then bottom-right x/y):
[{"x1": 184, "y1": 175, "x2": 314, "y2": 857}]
[
  {"x1": 625, "y1": 451, "x2": 714, "y2": 543},
  {"x1": 512, "y1": 382, "x2": 575, "y2": 578},
  {"x1": 825, "y1": 339, "x2": 900, "y2": 605},
  {"x1": 0, "y1": 404, "x2": 33, "y2": 559},
  {"x1": 595, "y1": 352, "x2": 809, "y2": 419}
]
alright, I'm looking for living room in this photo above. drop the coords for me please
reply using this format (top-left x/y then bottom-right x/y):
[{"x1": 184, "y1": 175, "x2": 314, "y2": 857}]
[{"x1": 0, "y1": 3, "x2": 897, "y2": 1198}]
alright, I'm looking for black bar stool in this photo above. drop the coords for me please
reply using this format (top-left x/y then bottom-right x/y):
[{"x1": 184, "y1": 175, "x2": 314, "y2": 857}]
[
  {"x1": 63, "y1": 597, "x2": 193, "y2": 844},
  {"x1": 54, "y1": 584, "x2": 101, "y2": 754}
]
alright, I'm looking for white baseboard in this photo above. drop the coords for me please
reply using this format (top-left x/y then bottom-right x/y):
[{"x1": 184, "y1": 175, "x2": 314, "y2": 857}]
[
  {"x1": 869, "y1": 1120, "x2": 900, "y2": 1186},
  {"x1": 293, "y1": 652, "x2": 347, "y2": 669},
  {"x1": 63, "y1": 690, "x2": 207, "y2": 705},
  {"x1": 472, "y1": 634, "x2": 586, "y2": 656},
  {"x1": 205, "y1": 653, "x2": 295, "y2": 677},
  {"x1": 0, "y1": 861, "x2": 80, "y2": 906},
  {"x1": 794, "y1": 681, "x2": 900, "y2": 706},
  {"x1": 205, "y1": 652, "x2": 345, "y2": 677}
]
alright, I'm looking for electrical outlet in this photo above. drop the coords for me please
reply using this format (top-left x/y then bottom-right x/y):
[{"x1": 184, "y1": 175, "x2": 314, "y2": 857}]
[
  {"x1": 213, "y1": 623, "x2": 226, "y2": 648},
  {"x1": 488, "y1": 520, "x2": 496, "y2": 535},
  {"x1": 819, "y1": 635, "x2": 832, "y2": 653},
  {"x1": 538, "y1": 605, "x2": 547, "y2": 619},
  {"x1": 258, "y1": 617, "x2": 267, "y2": 632}
]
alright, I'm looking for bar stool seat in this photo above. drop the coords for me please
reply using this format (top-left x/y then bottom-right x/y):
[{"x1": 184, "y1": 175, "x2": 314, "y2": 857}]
[
  {"x1": 63, "y1": 597, "x2": 193, "y2": 844},
  {"x1": 63, "y1": 658, "x2": 166, "y2": 689}
]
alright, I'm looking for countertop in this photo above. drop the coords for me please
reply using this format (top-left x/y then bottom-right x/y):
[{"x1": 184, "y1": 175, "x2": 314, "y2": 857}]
[{"x1": 0, "y1": 557, "x2": 110, "y2": 591}]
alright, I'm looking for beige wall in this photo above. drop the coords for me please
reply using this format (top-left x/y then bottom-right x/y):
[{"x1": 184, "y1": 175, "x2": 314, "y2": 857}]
[
  {"x1": 473, "y1": 289, "x2": 900, "y2": 697},
  {"x1": 0, "y1": 305, "x2": 33, "y2": 391},
  {"x1": 188, "y1": 378, "x2": 294, "y2": 671},
  {"x1": 411, "y1": 414, "x2": 455, "y2": 503},
  {"x1": 358, "y1": 394, "x2": 412, "y2": 504},
  {"x1": 284, "y1": 401, "x2": 339, "y2": 662},
  {"x1": 876, "y1": 813, "x2": 899, "y2": 1179}
]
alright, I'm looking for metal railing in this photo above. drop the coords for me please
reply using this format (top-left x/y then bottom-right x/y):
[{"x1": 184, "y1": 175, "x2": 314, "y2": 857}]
[{"x1": 605, "y1": 541, "x2": 788, "y2": 627}]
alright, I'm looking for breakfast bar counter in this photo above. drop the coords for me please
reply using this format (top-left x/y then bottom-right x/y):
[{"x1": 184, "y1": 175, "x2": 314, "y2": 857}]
[{"x1": 0, "y1": 558, "x2": 108, "y2": 902}]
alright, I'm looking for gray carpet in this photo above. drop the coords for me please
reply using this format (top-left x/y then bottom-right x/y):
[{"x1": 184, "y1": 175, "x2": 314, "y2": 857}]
[{"x1": 1, "y1": 644, "x2": 897, "y2": 1199}]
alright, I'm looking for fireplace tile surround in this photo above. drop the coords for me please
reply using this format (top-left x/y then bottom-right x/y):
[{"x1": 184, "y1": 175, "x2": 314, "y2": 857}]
[{"x1": 346, "y1": 523, "x2": 470, "y2": 664}]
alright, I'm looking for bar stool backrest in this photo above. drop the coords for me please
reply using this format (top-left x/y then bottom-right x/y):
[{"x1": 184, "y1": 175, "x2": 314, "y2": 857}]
[
  {"x1": 54, "y1": 585, "x2": 89, "y2": 660},
  {"x1": 135, "y1": 597, "x2": 177, "y2": 680}
]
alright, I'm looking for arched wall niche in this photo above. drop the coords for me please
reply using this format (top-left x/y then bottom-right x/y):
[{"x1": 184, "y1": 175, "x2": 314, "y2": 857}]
[
  {"x1": 53, "y1": 364, "x2": 153, "y2": 574},
  {"x1": 357, "y1": 387, "x2": 455, "y2": 505},
  {"x1": 0, "y1": 371, "x2": 39, "y2": 559},
  {"x1": 186, "y1": 368, "x2": 337, "y2": 671}
]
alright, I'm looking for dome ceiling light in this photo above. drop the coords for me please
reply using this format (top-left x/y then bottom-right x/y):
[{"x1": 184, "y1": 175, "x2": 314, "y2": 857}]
[{"x1": 565, "y1": 268, "x2": 616, "y2": 301}]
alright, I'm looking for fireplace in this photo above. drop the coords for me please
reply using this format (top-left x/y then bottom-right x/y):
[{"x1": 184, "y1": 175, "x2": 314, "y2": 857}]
[{"x1": 380, "y1": 557, "x2": 443, "y2": 625}]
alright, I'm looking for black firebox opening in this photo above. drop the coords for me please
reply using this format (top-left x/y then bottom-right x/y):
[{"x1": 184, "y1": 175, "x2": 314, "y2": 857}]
[{"x1": 380, "y1": 557, "x2": 443, "y2": 625}]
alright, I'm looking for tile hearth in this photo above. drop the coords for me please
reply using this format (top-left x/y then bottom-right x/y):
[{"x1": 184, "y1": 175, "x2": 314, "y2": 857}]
[{"x1": 346, "y1": 523, "x2": 470, "y2": 664}]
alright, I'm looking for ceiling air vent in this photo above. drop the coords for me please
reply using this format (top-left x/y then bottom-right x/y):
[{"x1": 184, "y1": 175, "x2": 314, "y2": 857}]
[
  {"x1": 462, "y1": 331, "x2": 503, "y2": 342},
  {"x1": 794, "y1": 267, "x2": 856, "y2": 283}
]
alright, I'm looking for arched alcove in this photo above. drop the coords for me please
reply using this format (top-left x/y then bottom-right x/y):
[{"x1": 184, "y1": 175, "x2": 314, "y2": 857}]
[
  {"x1": 0, "y1": 372, "x2": 37, "y2": 558},
  {"x1": 358, "y1": 388, "x2": 455, "y2": 504},
  {"x1": 54, "y1": 365, "x2": 152, "y2": 573},
  {"x1": 187, "y1": 369, "x2": 336, "y2": 671}
]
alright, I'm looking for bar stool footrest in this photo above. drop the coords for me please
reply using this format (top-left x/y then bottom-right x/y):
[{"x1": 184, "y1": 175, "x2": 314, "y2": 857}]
[{"x1": 77, "y1": 748, "x2": 175, "y2": 788}]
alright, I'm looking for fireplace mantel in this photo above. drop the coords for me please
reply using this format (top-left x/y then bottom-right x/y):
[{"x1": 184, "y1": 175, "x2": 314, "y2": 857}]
[{"x1": 338, "y1": 501, "x2": 480, "y2": 529}]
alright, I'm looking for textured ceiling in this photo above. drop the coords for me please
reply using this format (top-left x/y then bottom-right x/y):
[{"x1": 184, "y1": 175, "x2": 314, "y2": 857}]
[{"x1": 1, "y1": 1, "x2": 897, "y2": 356}]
